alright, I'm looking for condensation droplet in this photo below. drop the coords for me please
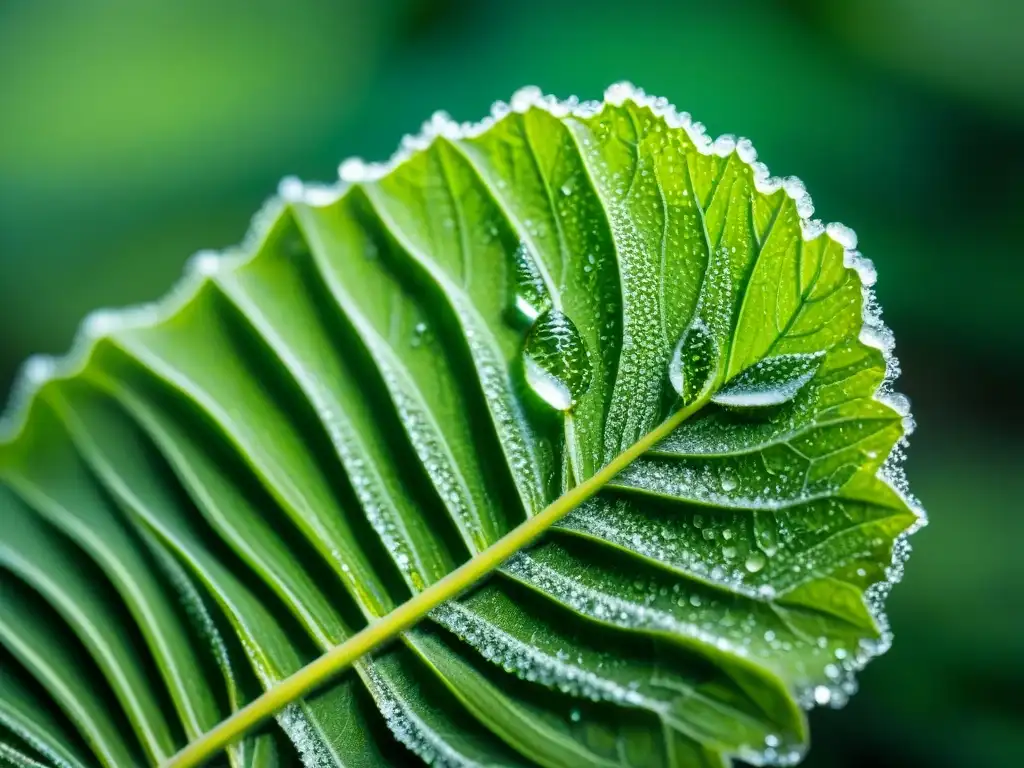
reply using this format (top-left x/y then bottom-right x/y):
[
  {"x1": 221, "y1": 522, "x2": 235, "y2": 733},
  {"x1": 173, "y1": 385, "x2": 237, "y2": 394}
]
[
  {"x1": 510, "y1": 242, "x2": 552, "y2": 323},
  {"x1": 754, "y1": 510, "x2": 779, "y2": 557},
  {"x1": 712, "y1": 352, "x2": 824, "y2": 409},
  {"x1": 523, "y1": 310, "x2": 593, "y2": 411},
  {"x1": 668, "y1": 320, "x2": 719, "y2": 404},
  {"x1": 720, "y1": 469, "x2": 738, "y2": 492}
]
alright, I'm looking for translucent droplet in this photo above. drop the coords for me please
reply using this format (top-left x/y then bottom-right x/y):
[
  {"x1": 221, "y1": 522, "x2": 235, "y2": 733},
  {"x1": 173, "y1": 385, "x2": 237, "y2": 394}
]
[
  {"x1": 510, "y1": 242, "x2": 552, "y2": 323},
  {"x1": 523, "y1": 310, "x2": 593, "y2": 411},
  {"x1": 744, "y1": 552, "x2": 766, "y2": 573},
  {"x1": 720, "y1": 469, "x2": 738, "y2": 492},
  {"x1": 569, "y1": 708, "x2": 581, "y2": 722},
  {"x1": 410, "y1": 321, "x2": 428, "y2": 348},
  {"x1": 754, "y1": 511, "x2": 779, "y2": 557},
  {"x1": 669, "y1": 320, "x2": 719, "y2": 404},
  {"x1": 712, "y1": 352, "x2": 824, "y2": 408}
]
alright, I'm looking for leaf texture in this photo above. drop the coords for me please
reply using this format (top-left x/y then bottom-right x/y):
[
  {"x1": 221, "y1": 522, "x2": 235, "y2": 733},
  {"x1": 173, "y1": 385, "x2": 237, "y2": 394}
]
[{"x1": 0, "y1": 84, "x2": 924, "y2": 768}]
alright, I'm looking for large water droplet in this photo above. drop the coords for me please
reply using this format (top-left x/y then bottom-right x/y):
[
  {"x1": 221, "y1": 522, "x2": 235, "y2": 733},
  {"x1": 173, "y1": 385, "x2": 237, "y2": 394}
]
[
  {"x1": 744, "y1": 552, "x2": 766, "y2": 573},
  {"x1": 523, "y1": 310, "x2": 593, "y2": 411},
  {"x1": 510, "y1": 242, "x2": 552, "y2": 323},
  {"x1": 712, "y1": 352, "x2": 824, "y2": 408},
  {"x1": 668, "y1": 320, "x2": 719, "y2": 404}
]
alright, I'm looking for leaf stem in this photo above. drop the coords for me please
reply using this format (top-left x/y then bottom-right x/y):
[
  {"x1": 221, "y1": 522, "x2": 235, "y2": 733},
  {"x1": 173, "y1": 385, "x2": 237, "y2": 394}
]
[{"x1": 164, "y1": 398, "x2": 706, "y2": 768}]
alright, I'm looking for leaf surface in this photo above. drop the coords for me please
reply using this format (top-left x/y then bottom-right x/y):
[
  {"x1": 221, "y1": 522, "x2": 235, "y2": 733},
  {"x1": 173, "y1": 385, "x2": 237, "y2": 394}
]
[{"x1": 0, "y1": 84, "x2": 923, "y2": 768}]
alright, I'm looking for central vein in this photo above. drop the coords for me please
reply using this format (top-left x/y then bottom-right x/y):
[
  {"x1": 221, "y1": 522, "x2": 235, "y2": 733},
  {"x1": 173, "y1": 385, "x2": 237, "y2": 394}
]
[{"x1": 164, "y1": 397, "x2": 707, "y2": 768}]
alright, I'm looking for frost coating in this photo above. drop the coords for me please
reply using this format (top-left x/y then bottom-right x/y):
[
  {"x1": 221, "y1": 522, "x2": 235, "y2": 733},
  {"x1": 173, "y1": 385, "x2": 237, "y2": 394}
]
[
  {"x1": 0, "y1": 715, "x2": 75, "y2": 768},
  {"x1": 0, "y1": 743, "x2": 49, "y2": 768},
  {"x1": 363, "y1": 665, "x2": 479, "y2": 768},
  {"x1": 432, "y1": 602, "x2": 647, "y2": 706}
]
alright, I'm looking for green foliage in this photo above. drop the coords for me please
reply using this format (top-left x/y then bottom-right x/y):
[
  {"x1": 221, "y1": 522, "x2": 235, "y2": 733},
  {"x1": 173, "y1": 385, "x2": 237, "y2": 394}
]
[{"x1": 0, "y1": 85, "x2": 923, "y2": 767}]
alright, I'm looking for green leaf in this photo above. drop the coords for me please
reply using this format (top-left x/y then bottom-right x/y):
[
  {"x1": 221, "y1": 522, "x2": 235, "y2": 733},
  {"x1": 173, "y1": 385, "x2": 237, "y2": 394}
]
[{"x1": 0, "y1": 84, "x2": 924, "y2": 767}]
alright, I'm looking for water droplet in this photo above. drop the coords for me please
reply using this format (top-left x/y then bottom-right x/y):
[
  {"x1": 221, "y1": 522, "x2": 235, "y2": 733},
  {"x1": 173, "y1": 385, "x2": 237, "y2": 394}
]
[
  {"x1": 757, "y1": 584, "x2": 776, "y2": 600},
  {"x1": 712, "y1": 352, "x2": 824, "y2": 408},
  {"x1": 569, "y1": 708, "x2": 581, "y2": 722},
  {"x1": 510, "y1": 242, "x2": 552, "y2": 323},
  {"x1": 813, "y1": 685, "x2": 832, "y2": 706},
  {"x1": 668, "y1": 320, "x2": 719, "y2": 404},
  {"x1": 410, "y1": 321, "x2": 428, "y2": 347},
  {"x1": 744, "y1": 552, "x2": 766, "y2": 573},
  {"x1": 754, "y1": 511, "x2": 779, "y2": 557},
  {"x1": 720, "y1": 469, "x2": 738, "y2": 492},
  {"x1": 523, "y1": 310, "x2": 593, "y2": 411}
]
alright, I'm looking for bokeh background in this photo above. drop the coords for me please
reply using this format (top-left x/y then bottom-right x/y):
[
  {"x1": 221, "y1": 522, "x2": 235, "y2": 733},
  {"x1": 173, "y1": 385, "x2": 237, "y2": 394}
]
[{"x1": 1, "y1": 1, "x2": 1021, "y2": 765}]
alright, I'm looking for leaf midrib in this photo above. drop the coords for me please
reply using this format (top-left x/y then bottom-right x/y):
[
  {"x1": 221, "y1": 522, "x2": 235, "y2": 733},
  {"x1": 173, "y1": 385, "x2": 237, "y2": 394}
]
[{"x1": 164, "y1": 396, "x2": 709, "y2": 768}]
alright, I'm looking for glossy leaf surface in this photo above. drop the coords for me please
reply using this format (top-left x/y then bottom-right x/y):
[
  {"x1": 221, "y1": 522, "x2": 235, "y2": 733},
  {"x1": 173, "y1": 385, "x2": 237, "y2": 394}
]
[{"x1": 0, "y1": 84, "x2": 923, "y2": 768}]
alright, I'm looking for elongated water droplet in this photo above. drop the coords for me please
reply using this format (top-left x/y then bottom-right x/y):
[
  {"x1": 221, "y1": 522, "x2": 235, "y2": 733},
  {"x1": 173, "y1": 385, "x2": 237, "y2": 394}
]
[
  {"x1": 712, "y1": 352, "x2": 824, "y2": 408},
  {"x1": 668, "y1": 320, "x2": 719, "y2": 404},
  {"x1": 510, "y1": 242, "x2": 552, "y2": 323},
  {"x1": 754, "y1": 510, "x2": 779, "y2": 557},
  {"x1": 523, "y1": 310, "x2": 593, "y2": 411}
]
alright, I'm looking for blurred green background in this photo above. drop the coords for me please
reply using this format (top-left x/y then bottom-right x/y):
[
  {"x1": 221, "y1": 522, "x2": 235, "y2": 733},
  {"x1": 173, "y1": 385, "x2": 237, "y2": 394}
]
[{"x1": 1, "y1": 1, "x2": 1021, "y2": 765}]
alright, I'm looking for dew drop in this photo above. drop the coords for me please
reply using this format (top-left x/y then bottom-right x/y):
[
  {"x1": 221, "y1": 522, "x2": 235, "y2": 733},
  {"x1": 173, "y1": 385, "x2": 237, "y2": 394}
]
[
  {"x1": 720, "y1": 469, "x2": 738, "y2": 492},
  {"x1": 510, "y1": 242, "x2": 552, "y2": 323},
  {"x1": 712, "y1": 352, "x2": 824, "y2": 408},
  {"x1": 744, "y1": 552, "x2": 766, "y2": 573},
  {"x1": 410, "y1": 321, "x2": 428, "y2": 348},
  {"x1": 569, "y1": 708, "x2": 581, "y2": 723},
  {"x1": 668, "y1": 320, "x2": 719, "y2": 404},
  {"x1": 523, "y1": 310, "x2": 593, "y2": 411},
  {"x1": 754, "y1": 511, "x2": 779, "y2": 557}
]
